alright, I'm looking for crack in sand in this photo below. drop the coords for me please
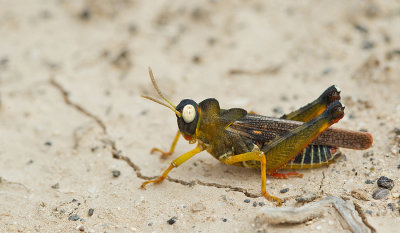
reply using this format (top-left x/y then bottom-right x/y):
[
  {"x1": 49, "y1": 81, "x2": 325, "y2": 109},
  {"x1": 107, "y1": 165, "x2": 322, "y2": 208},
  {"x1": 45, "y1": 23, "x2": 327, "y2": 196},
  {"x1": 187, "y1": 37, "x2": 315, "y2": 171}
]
[
  {"x1": 319, "y1": 171, "x2": 325, "y2": 195},
  {"x1": 353, "y1": 201, "x2": 377, "y2": 233},
  {"x1": 49, "y1": 79, "x2": 264, "y2": 198}
]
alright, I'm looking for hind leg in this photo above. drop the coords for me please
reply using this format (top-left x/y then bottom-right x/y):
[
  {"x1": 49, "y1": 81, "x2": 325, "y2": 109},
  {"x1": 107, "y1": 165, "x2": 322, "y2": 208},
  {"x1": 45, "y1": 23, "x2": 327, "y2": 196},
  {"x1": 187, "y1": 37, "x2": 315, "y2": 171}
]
[{"x1": 281, "y1": 85, "x2": 341, "y2": 122}]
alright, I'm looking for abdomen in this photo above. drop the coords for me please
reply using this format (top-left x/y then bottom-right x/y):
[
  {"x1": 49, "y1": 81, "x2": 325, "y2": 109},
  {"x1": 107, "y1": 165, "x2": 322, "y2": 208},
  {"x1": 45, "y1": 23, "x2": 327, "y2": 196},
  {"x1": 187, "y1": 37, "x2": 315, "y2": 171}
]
[{"x1": 282, "y1": 145, "x2": 342, "y2": 169}]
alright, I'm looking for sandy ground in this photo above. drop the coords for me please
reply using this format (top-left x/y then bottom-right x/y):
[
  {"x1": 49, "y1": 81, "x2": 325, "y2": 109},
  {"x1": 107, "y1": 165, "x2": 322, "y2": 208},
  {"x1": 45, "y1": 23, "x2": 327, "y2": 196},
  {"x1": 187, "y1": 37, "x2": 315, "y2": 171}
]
[{"x1": 1, "y1": 0, "x2": 400, "y2": 232}]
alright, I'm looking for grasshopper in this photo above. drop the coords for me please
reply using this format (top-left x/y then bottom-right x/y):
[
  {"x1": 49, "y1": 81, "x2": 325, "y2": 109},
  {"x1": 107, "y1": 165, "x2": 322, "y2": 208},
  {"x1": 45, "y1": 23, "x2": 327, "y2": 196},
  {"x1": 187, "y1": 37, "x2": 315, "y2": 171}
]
[{"x1": 140, "y1": 68, "x2": 373, "y2": 205}]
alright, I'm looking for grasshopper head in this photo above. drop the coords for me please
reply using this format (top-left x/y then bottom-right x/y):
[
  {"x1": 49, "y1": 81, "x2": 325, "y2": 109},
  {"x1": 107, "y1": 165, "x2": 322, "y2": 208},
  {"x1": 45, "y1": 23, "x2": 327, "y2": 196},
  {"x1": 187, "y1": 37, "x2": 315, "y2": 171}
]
[
  {"x1": 142, "y1": 68, "x2": 199, "y2": 143},
  {"x1": 176, "y1": 99, "x2": 200, "y2": 142}
]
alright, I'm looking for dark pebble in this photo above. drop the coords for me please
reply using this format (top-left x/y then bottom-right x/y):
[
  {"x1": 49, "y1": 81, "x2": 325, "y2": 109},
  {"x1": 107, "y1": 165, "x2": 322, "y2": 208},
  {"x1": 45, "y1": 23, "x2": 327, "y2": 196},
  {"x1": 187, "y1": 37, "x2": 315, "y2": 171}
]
[
  {"x1": 112, "y1": 170, "x2": 121, "y2": 178},
  {"x1": 372, "y1": 188, "x2": 390, "y2": 200},
  {"x1": 44, "y1": 141, "x2": 52, "y2": 146},
  {"x1": 148, "y1": 222, "x2": 153, "y2": 226},
  {"x1": 252, "y1": 201, "x2": 257, "y2": 207},
  {"x1": 354, "y1": 24, "x2": 368, "y2": 33},
  {"x1": 88, "y1": 208, "x2": 94, "y2": 216},
  {"x1": 27, "y1": 160, "x2": 34, "y2": 165},
  {"x1": 192, "y1": 55, "x2": 202, "y2": 64},
  {"x1": 363, "y1": 151, "x2": 373, "y2": 158},
  {"x1": 393, "y1": 127, "x2": 400, "y2": 135},
  {"x1": 322, "y1": 68, "x2": 333, "y2": 75},
  {"x1": 222, "y1": 218, "x2": 227, "y2": 222},
  {"x1": 68, "y1": 214, "x2": 80, "y2": 221},
  {"x1": 258, "y1": 202, "x2": 265, "y2": 206},
  {"x1": 365, "y1": 179, "x2": 374, "y2": 184},
  {"x1": 244, "y1": 199, "x2": 250, "y2": 203},
  {"x1": 365, "y1": 210, "x2": 372, "y2": 215},
  {"x1": 362, "y1": 41, "x2": 375, "y2": 50},
  {"x1": 80, "y1": 8, "x2": 91, "y2": 20},
  {"x1": 51, "y1": 183, "x2": 60, "y2": 189},
  {"x1": 295, "y1": 193, "x2": 317, "y2": 203},
  {"x1": 387, "y1": 203, "x2": 394, "y2": 211},
  {"x1": 377, "y1": 176, "x2": 394, "y2": 190},
  {"x1": 280, "y1": 188, "x2": 289, "y2": 193},
  {"x1": 167, "y1": 216, "x2": 177, "y2": 225},
  {"x1": 91, "y1": 146, "x2": 99, "y2": 152},
  {"x1": 72, "y1": 198, "x2": 78, "y2": 202},
  {"x1": 273, "y1": 106, "x2": 283, "y2": 114},
  {"x1": 397, "y1": 164, "x2": 400, "y2": 169}
]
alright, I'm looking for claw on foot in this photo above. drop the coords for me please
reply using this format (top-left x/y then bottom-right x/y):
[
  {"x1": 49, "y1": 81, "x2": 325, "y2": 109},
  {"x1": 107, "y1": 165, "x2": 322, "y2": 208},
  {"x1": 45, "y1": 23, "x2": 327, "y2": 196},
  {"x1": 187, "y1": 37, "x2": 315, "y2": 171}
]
[
  {"x1": 263, "y1": 192, "x2": 283, "y2": 206},
  {"x1": 151, "y1": 148, "x2": 172, "y2": 159}
]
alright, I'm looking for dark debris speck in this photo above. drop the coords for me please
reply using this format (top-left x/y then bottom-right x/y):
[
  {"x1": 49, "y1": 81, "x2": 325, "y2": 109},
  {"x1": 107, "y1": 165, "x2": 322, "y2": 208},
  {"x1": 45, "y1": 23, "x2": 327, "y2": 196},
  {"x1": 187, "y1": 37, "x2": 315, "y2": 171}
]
[
  {"x1": 365, "y1": 210, "x2": 372, "y2": 215},
  {"x1": 51, "y1": 183, "x2": 60, "y2": 189},
  {"x1": 387, "y1": 203, "x2": 394, "y2": 211},
  {"x1": 44, "y1": 141, "x2": 52, "y2": 146},
  {"x1": 280, "y1": 188, "x2": 289, "y2": 193},
  {"x1": 68, "y1": 214, "x2": 80, "y2": 221},
  {"x1": 397, "y1": 164, "x2": 400, "y2": 169},
  {"x1": 253, "y1": 201, "x2": 257, "y2": 207},
  {"x1": 112, "y1": 170, "x2": 121, "y2": 178},
  {"x1": 244, "y1": 199, "x2": 251, "y2": 203},
  {"x1": 354, "y1": 24, "x2": 368, "y2": 33},
  {"x1": 167, "y1": 216, "x2": 177, "y2": 225},
  {"x1": 88, "y1": 208, "x2": 94, "y2": 216},
  {"x1": 377, "y1": 176, "x2": 394, "y2": 190},
  {"x1": 393, "y1": 127, "x2": 400, "y2": 135},
  {"x1": 365, "y1": 179, "x2": 374, "y2": 184},
  {"x1": 362, "y1": 41, "x2": 375, "y2": 50},
  {"x1": 258, "y1": 202, "x2": 265, "y2": 207},
  {"x1": 222, "y1": 218, "x2": 227, "y2": 222}
]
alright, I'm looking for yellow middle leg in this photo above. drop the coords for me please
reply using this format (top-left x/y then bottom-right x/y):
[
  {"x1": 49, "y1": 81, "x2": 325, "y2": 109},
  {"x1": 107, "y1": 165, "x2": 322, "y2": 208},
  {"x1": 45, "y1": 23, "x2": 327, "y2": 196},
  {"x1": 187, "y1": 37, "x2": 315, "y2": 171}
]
[{"x1": 221, "y1": 151, "x2": 283, "y2": 206}]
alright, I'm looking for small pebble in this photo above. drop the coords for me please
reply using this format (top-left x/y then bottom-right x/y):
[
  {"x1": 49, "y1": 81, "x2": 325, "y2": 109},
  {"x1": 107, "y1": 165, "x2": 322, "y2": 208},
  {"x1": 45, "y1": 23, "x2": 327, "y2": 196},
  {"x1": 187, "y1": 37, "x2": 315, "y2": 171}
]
[
  {"x1": 363, "y1": 151, "x2": 373, "y2": 158},
  {"x1": 253, "y1": 201, "x2": 257, "y2": 207},
  {"x1": 362, "y1": 41, "x2": 375, "y2": 50},
  {"x1": 88, "y1": 208, "x2": 94, "y2": 216},
  {"x1": 51, "y1": 183, "x2": 60, "y2": 189},
  {"x1": 148, "y1": 222, "x2": 153, "y2": 226},
  {"x1": 191, "y1": 202, "x2": 205, "y2": 213},
  {"x1": 244, "y1": 199, "x2": 251, "y2": 203},
  {"x1": 69, "y1": 214, "x2": 80, "y2": 221},
  {"x1": 393, "y1": 128, "x2": 400, "y2": 135},
  {"x1": 27, "y1": 160, "x2": 34, "y2": 165},
  {"x1": 273, "y1": 106, "x2": 283, "y2": 114},
  {"x1": 112, "y1": 170, "x2": 121, "y2": 178},
  {"x1": 44, "y1": 141, "x2": 52, "y2": 146},
  {"x1": 258, "y1": 202, "x2": 265, "y2": 207},
  {"x1": 365, "y1": 210, "x2": 372, "y2": 215},
  {"x1": 222, "y1": 218, "x2": 227, "y2": 222},
  {"x1": 372, "y1": 188, "x2": 390, "y2": 200},
  {"x1": 295, "y1": 193, "x2": 317, "y2": 203},
  {"x1": 280, "y1": 188, "x2": 289, "y2": 193},
  {"x1": 351, "y1": 189, "x2": 370, "y2": 201},
  {"x1": 397, "y1": 164, "x2": 400, "y2": 169},
  {"x1": 387, "y1": 203, "x2": 394, "y2": 211},
  {"x1": 377, "y1": 176, "x2": 394, "y2": 190},
  {"x1": 77, "y1": 225, "x2": 85, "y2": 231},
  {"x1": 167, "y1": 217, "x2": 177, "y2": 225},
  {"x1": 365, "y1": 179, "x2": 374, "y2": 184}
]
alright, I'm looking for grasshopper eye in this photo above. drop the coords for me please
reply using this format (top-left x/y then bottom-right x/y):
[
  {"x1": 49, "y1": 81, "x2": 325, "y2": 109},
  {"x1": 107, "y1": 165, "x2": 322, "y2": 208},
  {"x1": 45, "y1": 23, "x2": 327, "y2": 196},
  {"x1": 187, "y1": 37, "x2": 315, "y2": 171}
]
[{"x1": 182, "y1": 104, "x2": 196, "y2": 123}]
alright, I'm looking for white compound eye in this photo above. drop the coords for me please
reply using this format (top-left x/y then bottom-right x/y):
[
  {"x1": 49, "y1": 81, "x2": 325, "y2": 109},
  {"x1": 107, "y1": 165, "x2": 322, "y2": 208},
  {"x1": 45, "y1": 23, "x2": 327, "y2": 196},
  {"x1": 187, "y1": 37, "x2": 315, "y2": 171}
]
[{"x1": 182, "y1": 104, "x2": 196, "y2": 123}]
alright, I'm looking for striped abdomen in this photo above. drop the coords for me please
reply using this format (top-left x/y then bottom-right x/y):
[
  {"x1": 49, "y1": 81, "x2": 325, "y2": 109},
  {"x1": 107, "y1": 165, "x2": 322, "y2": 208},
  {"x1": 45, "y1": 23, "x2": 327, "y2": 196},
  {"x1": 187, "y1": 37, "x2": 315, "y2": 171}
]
[{"x1": 283, "y1": 145, "x2": 341, "y2": 169}]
